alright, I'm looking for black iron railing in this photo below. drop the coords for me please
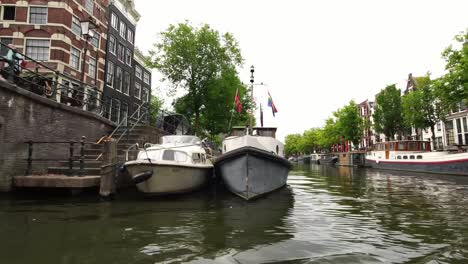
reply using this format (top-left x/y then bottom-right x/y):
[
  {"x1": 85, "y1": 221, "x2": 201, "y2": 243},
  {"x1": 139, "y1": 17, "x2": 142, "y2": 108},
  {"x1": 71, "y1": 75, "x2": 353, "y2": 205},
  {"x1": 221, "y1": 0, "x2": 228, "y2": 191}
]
[
  {"x1": 0, "y1": 41, "x2": 117, "y2": 119},
  {"x1": 24, "y1": 136, "x2": 98, "y2": 176}
]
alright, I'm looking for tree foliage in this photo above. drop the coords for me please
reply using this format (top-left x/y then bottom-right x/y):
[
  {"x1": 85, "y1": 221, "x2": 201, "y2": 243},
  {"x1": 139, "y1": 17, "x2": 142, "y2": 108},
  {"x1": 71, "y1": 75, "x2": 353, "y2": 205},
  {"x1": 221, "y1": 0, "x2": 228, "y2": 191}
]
[
  {"x1": 284, "y1": 134, "x2": 302, "y2": 156},
  {"x1": 335, "y1": 100, "x2": 363, "y2": 147},
  {"x1": 147, "y1": 22, "x2": 248, "y2": 135},
  {"x1": 373, "y1": 84, "x2": 407, "y2": 140},
  {"x1": 148, "y1": 95, "x2": 164, "y2": 125},
  {"x1": 436, "y1": 30, "x2": 468, "y2": 109}
]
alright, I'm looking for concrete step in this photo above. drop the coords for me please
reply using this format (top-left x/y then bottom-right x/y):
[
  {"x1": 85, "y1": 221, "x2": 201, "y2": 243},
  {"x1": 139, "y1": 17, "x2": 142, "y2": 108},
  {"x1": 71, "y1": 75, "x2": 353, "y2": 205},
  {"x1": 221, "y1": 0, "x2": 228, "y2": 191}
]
[
  {"x1": 86, "y1": 144, "x2": 104, "y2": 151},
  {"x1": 13, "y1": 174, "x2": 100, "y2": 188},
  {"x1": 72, "y1": 154, "x2": 100, "y2": 160},
  {"x1": 83, "y1": 149, "x2": 103, "y2": 155},
  {"x1": 48, "y1": 167, "x2": 101, "y2": 175}
]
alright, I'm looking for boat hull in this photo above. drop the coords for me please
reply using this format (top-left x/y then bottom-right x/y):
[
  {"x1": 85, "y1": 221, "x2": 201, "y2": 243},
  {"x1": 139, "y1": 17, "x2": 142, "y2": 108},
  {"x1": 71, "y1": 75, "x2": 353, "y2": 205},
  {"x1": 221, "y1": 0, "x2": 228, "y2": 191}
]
[
  {"x1": 366, "y1": 158, "x2": 468, "y2": 176},
  {"x1": 214, "y1": 146, "x2": 292, "y2": 200},
  {"x1": 125, "y1": 161, "x2": 213, "y2": 195}
]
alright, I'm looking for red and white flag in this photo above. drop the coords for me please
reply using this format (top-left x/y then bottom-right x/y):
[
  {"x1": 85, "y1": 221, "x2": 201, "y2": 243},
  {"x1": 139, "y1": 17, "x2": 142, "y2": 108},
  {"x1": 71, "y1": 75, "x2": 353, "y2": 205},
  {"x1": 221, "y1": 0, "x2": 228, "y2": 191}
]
[{"x1": 235, "y1": 88, "x2": 243, "y2": 113}]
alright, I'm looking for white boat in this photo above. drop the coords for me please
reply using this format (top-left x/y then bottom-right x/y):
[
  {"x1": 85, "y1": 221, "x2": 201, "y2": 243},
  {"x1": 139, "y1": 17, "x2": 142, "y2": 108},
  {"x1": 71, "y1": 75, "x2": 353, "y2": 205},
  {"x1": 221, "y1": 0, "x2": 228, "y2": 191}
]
[
  {"x1": 366, "y1": 140, "x2": 468, "y2": 175},
  {"x1": 123, "y1": 135, "x2": 213, "y2": 195},
  {"x1": 214, "y1": 127, "x2": 292, "y2": 200}
]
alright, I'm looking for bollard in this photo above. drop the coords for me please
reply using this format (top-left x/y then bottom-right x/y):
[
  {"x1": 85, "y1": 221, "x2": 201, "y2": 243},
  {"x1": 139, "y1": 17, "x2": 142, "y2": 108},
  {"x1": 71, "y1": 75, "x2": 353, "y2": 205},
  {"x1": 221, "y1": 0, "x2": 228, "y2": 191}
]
[{"x1": 100, "y1": 138, "x2": 117, "y2": 197}]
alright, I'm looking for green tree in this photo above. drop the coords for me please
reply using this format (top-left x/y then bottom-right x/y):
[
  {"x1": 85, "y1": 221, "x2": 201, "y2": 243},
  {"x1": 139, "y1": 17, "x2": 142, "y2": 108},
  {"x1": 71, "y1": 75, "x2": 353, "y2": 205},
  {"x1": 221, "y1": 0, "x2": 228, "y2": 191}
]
[
  {"x1": 335, "y1": 100, "x2": 363, "y2": 148},
  {"x1": 174, "y1": 68, "x2": 252, "y2": 139},
  {"x1": 147, "y1": 22, "x2": 244, "y2": 135},
  {"x1": 318, "y1": 118, "x2": 341, "y2": 150},
  {"x1": 436, "y1": 30, "x2": 468, "y2": 109},
  {"x1": 300, "y1": 128, "x2": 321, "y2": 153},
  {"x1": 284, "y1": 134, "x2": 302, "y2": 156},
  {"x1": 402, "y1": 75, "x2": 444, "y2": 144},
  {"x1": 373, "y1": 84, "x2": 406, "y2": 140},
  {"x1": 148, "y1": 95, "x2": 164, "y2": 125}
]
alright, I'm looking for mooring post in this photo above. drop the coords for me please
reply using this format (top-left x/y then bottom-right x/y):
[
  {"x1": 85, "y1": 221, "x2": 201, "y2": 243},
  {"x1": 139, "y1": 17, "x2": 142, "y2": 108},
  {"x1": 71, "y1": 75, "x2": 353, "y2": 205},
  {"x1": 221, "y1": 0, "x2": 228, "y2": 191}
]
[
  {"x1": 79, "y1": 136, "x2": 86, "y2": 176},
  {"x1": 100, "y1": 138, "x2": 117, "y2": 197},
  {"x1": 69, "y1": 142, "x2": 74, "y2": 175},
  {"x1": 25, "y1": 141, "x2": 33, "y2": 175}
]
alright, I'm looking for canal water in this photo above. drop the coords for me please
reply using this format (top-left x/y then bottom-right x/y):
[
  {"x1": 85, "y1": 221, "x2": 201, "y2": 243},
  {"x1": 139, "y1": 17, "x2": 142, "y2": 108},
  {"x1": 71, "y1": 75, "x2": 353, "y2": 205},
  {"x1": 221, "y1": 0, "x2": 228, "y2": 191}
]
[{"x1": 1, "y1": 164, "x2": 468, "y2": 263}]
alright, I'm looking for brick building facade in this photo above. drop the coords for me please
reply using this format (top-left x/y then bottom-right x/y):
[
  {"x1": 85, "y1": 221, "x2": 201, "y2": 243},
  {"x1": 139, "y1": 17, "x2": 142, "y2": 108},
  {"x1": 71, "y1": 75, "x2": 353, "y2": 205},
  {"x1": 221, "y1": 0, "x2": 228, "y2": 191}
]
[{"x1": 0, "y1": 0, "x2": 109, "y2": 98}]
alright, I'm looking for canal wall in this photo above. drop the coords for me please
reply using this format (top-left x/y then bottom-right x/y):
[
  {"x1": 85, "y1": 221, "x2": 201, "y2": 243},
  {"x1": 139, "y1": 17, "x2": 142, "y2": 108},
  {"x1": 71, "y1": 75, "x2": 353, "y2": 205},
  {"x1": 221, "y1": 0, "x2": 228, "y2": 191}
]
[{"x1": 0, "y1": 81, "x2": 114, "y2": 192}]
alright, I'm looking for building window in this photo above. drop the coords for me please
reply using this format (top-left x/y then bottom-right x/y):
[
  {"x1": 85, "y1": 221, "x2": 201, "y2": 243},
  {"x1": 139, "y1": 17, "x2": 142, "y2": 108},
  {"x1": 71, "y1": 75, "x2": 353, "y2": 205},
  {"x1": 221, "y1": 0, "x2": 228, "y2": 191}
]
[
  {"x1": 464, "y1": 117, "x2": 468, "y2": 145},
  {"x1": 71, "y1": 16, "x2": 81, "y2": 36},
  {"x1": 108, "y1": 35, "x2": 116, "y2": 54},
  {"x1": 135, "y1": 66, "x2": 142, "y2": 79},
  {"x1": 70, "y1": 47, "x2": 81, "y2": 70},
  {"x1": 85, "y1": 0, "x2": 94, "y2": 14},
  {"x1": 106, "y1": 61, "x2": 114, "y2": 87},
  {"x1": 89, "y1": 57, "x2": 97, "y2": 79},
  {"x1": 134, "y1": 82, "x2": 141, "y2": 99},
  {"x1": 90, "y1": 31, "x2": 100, "y2": 48},
  {"x1": 121, "y1": 103, "x2": 128, "y2": 126},
  {"x1": 0, "y1": 38, "x2": 13, "y2": 56},
  {"x1": 29, "y1": 7, "x2": 47, "y2": 24},
  {"x1": 456, "y1": 118, "x2": 463, "y2": 144},
  {"x1": 119, "y1": 21, "x2": 126, "y2": 39},
  {"x1": 437, "y1": 122, "x2": 441, "y2": 131},
  {"x1": 142, "y1": 88, "x2": 149, "y2": 102},
  {"x1": 125, "y1": 49, "x2": 132, "y2": 65},
  {"x1": 2, "y1": 6, "x2": 15, "y2": 20},
  {"x1": 115, "y1": 66, "x2": 122, "y2": 92},
  {"x1": 117, "y1": 43, "x2": 125, "y2": 62},
  {"x1": 133, "y1": 103, "x2": 140, "y2": 119},
  {"x1": 123, "y1": 72, "x2": 130, "y2": 95},
  {"x1": 143, "y1": 72, "x2": 150, "y2": 84},
  {"x1": 111, "y1": 98, "x2": 121, "y2": 123},
  {"x1": 26, "y1": 39, "x2": 50, "y2": 61},
  {"x1": 110, "y1": 12, "x2": 118, "y2": 29},
  {"x1": 127, "y1": 29, "x2": 134, "y2": 44}
]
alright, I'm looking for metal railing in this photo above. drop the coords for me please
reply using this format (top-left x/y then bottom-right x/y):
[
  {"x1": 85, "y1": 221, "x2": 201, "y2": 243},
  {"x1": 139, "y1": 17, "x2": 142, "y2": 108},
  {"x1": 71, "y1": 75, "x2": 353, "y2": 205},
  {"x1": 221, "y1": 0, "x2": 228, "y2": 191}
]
[
  {"x1": 24, "y1": 136, "x2": 96, "y2": 176},
  {"x1": 107, "y1": 102, "x2": 149, "y2": 143},
  {"x1": 0, "y1": 41, "x2": 115, "y2": 118}
]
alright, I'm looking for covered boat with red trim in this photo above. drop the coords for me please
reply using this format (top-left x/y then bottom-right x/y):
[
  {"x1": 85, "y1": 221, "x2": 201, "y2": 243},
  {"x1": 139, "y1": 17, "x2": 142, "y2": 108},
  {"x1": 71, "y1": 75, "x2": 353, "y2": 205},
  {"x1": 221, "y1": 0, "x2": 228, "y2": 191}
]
[{"x1": 366, "y1": 140, "x2": 468, "y2": 175}]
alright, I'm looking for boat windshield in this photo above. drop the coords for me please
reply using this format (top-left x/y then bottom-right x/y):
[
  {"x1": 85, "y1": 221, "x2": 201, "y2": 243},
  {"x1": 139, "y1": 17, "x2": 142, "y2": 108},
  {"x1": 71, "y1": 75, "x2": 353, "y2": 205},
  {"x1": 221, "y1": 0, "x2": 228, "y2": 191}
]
[{"x1": 162, "y1": 135, "x2": 201, "y2": 145}]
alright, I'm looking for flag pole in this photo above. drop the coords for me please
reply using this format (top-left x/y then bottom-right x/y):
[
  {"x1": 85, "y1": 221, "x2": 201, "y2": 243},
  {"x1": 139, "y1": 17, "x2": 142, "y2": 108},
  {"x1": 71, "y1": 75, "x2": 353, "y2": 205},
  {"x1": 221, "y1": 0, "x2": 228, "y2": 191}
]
[{"x1": 227, "y1": 87, "x2": 238, "y2": 132}]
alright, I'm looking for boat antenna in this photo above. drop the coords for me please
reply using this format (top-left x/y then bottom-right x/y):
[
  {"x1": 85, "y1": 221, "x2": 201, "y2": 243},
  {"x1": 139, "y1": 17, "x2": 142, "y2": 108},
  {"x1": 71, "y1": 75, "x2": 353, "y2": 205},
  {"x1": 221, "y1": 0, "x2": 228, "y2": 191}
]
[{"x1": 249, "y1": 65, "x2": 255, "y2": 135}]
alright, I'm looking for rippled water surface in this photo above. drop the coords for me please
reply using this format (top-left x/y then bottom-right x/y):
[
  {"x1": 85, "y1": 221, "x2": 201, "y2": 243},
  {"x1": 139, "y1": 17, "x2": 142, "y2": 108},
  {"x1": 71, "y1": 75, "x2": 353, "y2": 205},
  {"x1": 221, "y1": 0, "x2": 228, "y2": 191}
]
[{"x1": 2, "y1": 164, "x2": 468, "y2": 263}]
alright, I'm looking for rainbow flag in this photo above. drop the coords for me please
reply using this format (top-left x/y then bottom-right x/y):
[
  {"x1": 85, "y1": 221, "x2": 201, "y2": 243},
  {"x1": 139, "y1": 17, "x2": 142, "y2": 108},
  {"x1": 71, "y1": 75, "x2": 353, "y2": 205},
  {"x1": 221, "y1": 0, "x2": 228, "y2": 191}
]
[{"x1": 267, "y1": 90, "x2": 278, "y2": 117}]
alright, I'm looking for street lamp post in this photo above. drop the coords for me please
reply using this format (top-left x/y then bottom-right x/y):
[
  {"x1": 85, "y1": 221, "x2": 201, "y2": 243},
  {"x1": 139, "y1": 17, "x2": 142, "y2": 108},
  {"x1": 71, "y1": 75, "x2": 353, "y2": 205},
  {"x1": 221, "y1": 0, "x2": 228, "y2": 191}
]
[
  {"x1": 79, "y1": 19, "x2": 97, "y2": 109},
  {"x1": 249, "y1": 65, "x2": 255, "y2": 134}
]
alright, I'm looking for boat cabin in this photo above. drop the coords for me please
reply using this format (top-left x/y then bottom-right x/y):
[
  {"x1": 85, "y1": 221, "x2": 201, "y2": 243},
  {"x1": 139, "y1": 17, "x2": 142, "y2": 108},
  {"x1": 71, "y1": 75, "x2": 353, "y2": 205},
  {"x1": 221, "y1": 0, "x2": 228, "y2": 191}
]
[
  {"x1": 372, "y1": 140, "x2": 431, "y2": 152},
  {"x1": 230, "y1": 126, "x2": 277, "y2": 138}
]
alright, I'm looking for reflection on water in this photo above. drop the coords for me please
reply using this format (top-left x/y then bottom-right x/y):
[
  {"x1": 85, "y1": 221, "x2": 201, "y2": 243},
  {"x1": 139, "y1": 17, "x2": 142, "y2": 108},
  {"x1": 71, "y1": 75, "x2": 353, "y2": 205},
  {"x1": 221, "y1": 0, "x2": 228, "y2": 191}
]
[{"x1": 1, "y1": 164, "x2": 468, "y2": 263}]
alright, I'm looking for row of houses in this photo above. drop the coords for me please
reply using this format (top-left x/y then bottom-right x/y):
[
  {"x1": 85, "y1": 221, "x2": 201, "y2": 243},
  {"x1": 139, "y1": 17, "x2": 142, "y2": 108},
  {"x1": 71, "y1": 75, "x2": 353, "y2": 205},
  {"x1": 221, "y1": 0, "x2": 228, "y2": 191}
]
[
  {"x1": 0, "y1": 0, "x2": 151, "y2": 124},
  {"x1": 358, "y1": 73, "x2": 468, "y2": 150}
]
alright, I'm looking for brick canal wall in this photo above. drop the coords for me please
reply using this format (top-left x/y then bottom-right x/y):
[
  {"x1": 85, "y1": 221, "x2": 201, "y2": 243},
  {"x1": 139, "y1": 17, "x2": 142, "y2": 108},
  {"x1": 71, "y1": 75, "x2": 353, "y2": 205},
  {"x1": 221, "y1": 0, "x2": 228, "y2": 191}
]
[{"x1": 0, "y1": 81, "x2": 114, "y2": 192}]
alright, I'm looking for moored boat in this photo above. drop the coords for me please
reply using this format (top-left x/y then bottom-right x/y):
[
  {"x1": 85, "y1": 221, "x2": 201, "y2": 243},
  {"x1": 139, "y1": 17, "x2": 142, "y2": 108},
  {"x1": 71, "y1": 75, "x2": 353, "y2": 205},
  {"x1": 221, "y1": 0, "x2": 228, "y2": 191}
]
[
  {"x1": 366, "y1": 140, "x2": 468, "y2": 175},
  {"x1": 214, "y1": 127, "x2": 292, "y2": 200},
  {"x1": 123, "y1": 135, "x2": 213, "y2": 195}
]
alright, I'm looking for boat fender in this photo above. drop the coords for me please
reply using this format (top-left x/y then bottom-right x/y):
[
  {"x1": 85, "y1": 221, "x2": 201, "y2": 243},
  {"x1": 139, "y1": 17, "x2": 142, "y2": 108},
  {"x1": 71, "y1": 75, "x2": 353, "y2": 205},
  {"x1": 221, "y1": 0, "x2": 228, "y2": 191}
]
[
  {"x1": 376, "y1": 160, "x2": 379, "y2": 164},
  {"x1": 133, "y1": 170, "x2": 153, "y2": 184},
  {"x1": 118, "y1": 164, "x2": 127, "y2": 173}
]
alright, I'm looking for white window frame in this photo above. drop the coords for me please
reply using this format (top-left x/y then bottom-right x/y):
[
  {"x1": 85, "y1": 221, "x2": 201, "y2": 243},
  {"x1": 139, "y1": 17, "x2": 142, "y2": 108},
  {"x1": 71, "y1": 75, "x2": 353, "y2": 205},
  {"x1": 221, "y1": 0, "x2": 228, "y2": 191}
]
[
  {"x1": 71, "y1": 16, "x2": 82, "y2": 36},
  {"x1": 29, "y1": 6, "x2": 48, "y2": 24},
  {"x1": 106, "y1": 61, "x2": 114, "y2": 87},
  {"x1": 143, "y1": 72, "x2": 150, "y2": 84},
  {"x1": 125, "y1": 48, "x2": 132, "y2": 66},
  {"x1": 127, "y1": 29, "x2": 134, "y2": 44},
  {"x1": 135, "y1": 66, "x2": 142, "y2": 79},
  {"x1": 90, "y1": 31, "x2": 100, "y2": 48},
  {"x1": 108, "y1": 35, "x2": 116, "y2": 55},
  {"x1": 111, "y1": 12, "x2": 118, "y2": 30},
  {"x1": 89, "y1": 57, "x2": 97, "y2": 79},
  {"x1": 25, "y1": 38, "x2": 50, "y2": 61},
  {"x1": 85, "y1": 0, "x2": 94, "y2": 14},
  {"x1": 117, "y1": 43, "x2": 125, "y2": 62},
  {"x1": 119, "y1": 21, "x2": 126, "y2": 39},
  {"x1": 142, "y1": 87, "x2": 149, "y2": 102},
  {"x1": 2, "y1": 5, "x2": 16, "y2": 21},
  {"x1": 115, "y1": 66, "x2": 123, "y2": 92},
  {"x1": 70, "y1": 46, "x2": 81, "y2": 70},
  {"x1": 123, "y1": 71, "x2": 130, "y2": 95},
  {"x1": 134, "y1": 82, "x2": 141, "y2": 99}
]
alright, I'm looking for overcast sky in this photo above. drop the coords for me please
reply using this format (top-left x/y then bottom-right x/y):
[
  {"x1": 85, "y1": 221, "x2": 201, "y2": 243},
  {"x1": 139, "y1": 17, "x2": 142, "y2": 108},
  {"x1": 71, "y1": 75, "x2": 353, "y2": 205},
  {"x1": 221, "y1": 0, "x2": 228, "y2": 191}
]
[{"x1": 133, "y1": 0, "x2": 467, "y2": 141}]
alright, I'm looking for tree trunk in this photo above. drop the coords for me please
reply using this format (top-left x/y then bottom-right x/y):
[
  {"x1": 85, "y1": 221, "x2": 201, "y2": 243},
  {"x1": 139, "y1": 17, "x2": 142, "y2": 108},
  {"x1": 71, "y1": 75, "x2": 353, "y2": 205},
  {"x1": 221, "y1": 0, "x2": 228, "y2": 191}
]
[{"x1": 430, "y1": 125, "x2": 436, "y2": 151}]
